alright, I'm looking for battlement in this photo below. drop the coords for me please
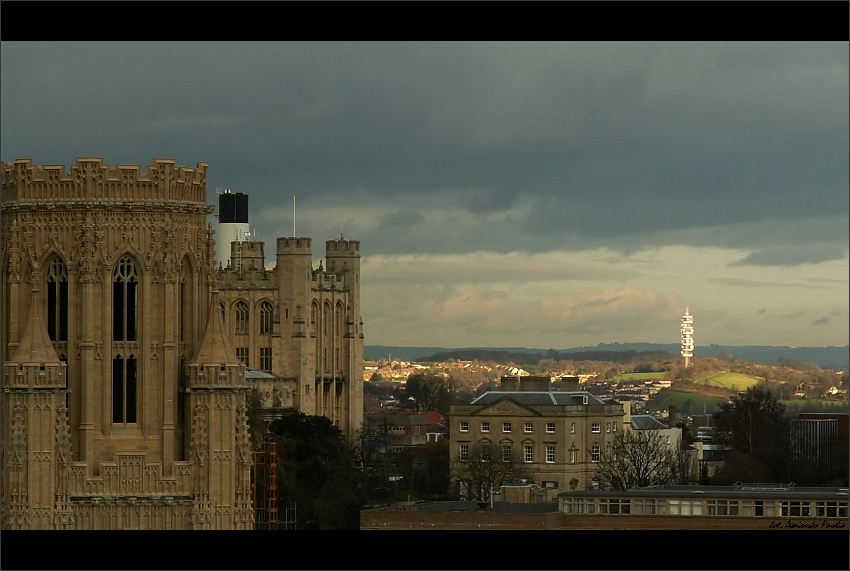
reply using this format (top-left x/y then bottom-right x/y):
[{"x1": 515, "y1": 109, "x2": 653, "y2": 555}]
[
  {"x1": 1, "y1": 158, "x2": 208, "y2": 205},
  {"x1": 325, "y1": 239, "x2": 360, "y2": 256},
  {"x1": 276, "y1": 237, "x2": 312, "y2": 256},
  {"x1": 311, "y1": 269, "x2": 345, "y2": 286}
]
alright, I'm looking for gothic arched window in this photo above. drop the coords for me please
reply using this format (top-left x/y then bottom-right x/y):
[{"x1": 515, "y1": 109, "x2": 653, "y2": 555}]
[
  {"x1": 235, "y1": 301, "x2": 249, "y2": 335},
  {"x1": 112, "y1": 354, "x2": 138, "y2": 424},
  {"x1": 46, "y1": 256, "x2": 69, "y2": 341},
  {"x1": 113, "y1": 256, "x2": 139, "y2": 341},
  {"x1": 259, "y1": 301, "x2": 273, "y2": 335}
]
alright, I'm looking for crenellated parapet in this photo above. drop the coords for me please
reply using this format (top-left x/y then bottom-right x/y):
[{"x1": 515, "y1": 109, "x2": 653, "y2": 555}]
[
  {"x1": 325, "y1": 239, "x2": 360, "y2": 256},
  {"x1": 276, "y1": 236, "x2": 312, "y2": 256},
  {"x1": 311, "y1": 268, "x2": 346, "y2": 289},
  {"x1": 1, "y1": 158, "x2": 212, "y2": 213}
]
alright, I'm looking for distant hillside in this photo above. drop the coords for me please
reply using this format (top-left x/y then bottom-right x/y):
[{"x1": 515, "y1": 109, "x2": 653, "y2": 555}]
[{"x1": 365, "y1": 343, "x2": 849, "y2": 368}]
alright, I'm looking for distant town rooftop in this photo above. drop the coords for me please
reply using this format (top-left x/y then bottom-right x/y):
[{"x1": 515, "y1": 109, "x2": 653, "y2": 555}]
[{"x1": 629, "y1": 415, "x2": 668, "y2": 430}]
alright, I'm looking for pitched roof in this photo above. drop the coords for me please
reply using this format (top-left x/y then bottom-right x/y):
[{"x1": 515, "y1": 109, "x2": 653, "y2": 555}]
[
  {"x1": 471, "y1": 391, "x2": 603, "y2": 406},
  {"x1": 424, "y1": 423, "x2": 448, "y2": 433},
  {"x1": 189, "y1": 290, "x2": 240, "y2": 365},
  {"x1": 10, "y1": 286, "x2": 62, "y2": 364},
  {"x1": 630, "y1": 415, "x2": 667, "y2": 430}
]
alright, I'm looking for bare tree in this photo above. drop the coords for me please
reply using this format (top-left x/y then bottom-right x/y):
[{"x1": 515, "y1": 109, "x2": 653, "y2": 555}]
[
  {"x1": 594, "y1": 429, "x2": 676, "y2": 490},
  {"x1": 455, "y1": 442, "x2": 528, "y2": 502},
  {"x1": 353, "y1": 422, "x2": 403, "y2": 505},
  {"x1": 670, "y1": 437, "x2": 697, "y2": 485}
]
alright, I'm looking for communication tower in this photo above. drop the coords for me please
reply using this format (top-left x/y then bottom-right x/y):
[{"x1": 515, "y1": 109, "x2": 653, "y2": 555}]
[{"x1": 681, "y1": 307, "x2": 694, "y2": 368}]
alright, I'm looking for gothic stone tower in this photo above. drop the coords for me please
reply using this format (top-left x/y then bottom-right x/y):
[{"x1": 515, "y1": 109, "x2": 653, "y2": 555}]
[
  {"x1": 217, "y1": 235, "x2": 364, "y2": 436},
  {"x1": 1, "y1": 158, "x2": 251, "y2": 529}
]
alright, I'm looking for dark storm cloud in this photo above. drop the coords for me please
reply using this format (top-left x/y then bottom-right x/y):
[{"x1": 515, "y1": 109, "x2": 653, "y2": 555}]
[
  {"x1": 1, "y1": 41, "x2": 847, "y2": 257},
  {"x1": 812, "y1": 316, "x2": 831, "y2": 326}
]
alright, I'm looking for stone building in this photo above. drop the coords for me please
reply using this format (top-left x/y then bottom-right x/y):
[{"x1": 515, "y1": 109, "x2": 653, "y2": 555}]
[
  {"x1": 0, "y1": 157, "x2": 363, "y2": 529},
  {"x1": 448, "y1": 376, "x2": 625, "y2": 499},
  {"x1": 216, "y1": 232, "x2": 364, "y2": 437}
]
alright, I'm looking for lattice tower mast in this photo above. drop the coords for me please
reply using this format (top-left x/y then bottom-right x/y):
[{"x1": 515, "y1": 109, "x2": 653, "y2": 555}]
[{"x1": 681, "y1": 307, "x2": 694, "y2": 368}]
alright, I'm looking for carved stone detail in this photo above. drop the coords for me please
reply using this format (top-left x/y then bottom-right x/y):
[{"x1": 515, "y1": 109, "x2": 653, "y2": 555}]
[
  {"x1": 7, "y1": 404, "x2": 27, "y2": 468},
  {"x1": 190, "y1": 401, "x2": 208, "y2": 467},
  {"x1": 75, "y1": 212, "x2": 103, "y2": 284}
]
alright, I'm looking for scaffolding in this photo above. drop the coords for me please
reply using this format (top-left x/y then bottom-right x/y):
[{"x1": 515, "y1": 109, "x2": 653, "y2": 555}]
[{"x1": 252, "y1": 438, "x2": 279, "y2": 530}]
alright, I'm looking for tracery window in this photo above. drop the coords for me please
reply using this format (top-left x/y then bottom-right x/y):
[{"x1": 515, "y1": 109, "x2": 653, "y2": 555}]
[
  {"x1": 235, "y1": 301, "x2": 249, "y2": 335},
  {"x1": 112, "y1": 354, "x2": 138, "y2": 424},
  {"x1": 259, "y1": 301, "x2": 273, "y2": 335},
  {"x1": 46, "y1": 256, "x2": 69, "y2": 341},
  {"x1": 113, "y1": 256, "x2": 139, "y2": 341}
]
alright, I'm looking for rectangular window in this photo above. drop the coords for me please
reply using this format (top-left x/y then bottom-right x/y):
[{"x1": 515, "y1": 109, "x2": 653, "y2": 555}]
[
  {"x1": 569, "y1": 449, "x2": 577, "y2": 464},
  {"x1": 671, "y1": 500, "x2": 700, "y2": 516},
  {"x1": 546, "y1": 445, "x2": 555, "y2": 463},
  {"x1": 564, "y1": 499, "x2": 595, "y2": 515},
  {"x1": 634, "y1": 500, "x2": 651, "y2": 515},
  {"x1": 600, "y1": 499, "x2": 630, "y2": 515},
  {"x1": 546, "y1": 422, "x2": 555, "y2": 434},
  {"x1": 708, "y1": 501, "x2": 727, "y2": 516},
  {"x1": 612, "y1": 422, "x2": 617, "y2": 433},
  {"x1": 481, "y1": 421, "x2": 490, "y2": 433},
  {"x1": 459, "y1": 421, "x2": 469, "y2": 433},
  {"x1": 414, "y1": 426, "x2": 420, "y2": 436},
  {"x1": 236, "y1": 347, "x2": 249, "y2": 367},
  {"x1": 502, "y1": 422, "x2": 512, "y2": 433},
  {"x1": 606, "y1": 422, "x2": 611, "y2": 433},
  {"x1": 524, "y1": 422, "x2": 533, "y2": 433},
  {"x1": 502, "y1": 444, "x2": 512, "y2": 462},
  {"x1": 259, "y1": 347, "x2": 272, "y2": 371},
  {"x1": 591, "y1": 422, "x2": 601, "y2": 433},
  {"x1": 459, "y1": 444, "x2": 469, "y2": 461},
  {"x1": 570, "y1": 423, "x2": 576, "y2": 434},
  {"x1": 782, "y1": 501, "x2": 809, "y2": 517},
  {"x1": 524, "y1": 445, "x2": 533, "y2": 463},
  {"x1": 591, "y1": 444, "x2": 600, "y2": 462}
]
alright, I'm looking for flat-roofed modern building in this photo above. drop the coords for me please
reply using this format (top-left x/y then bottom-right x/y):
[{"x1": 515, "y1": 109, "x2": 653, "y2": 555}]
[{"x1": 558, "y1": 483, "x2": 849, "y2": 529}]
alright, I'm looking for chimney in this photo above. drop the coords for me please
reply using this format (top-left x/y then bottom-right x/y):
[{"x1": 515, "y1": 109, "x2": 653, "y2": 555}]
[
  {"x1": 622, "y1": 400, "x2": 631, "y2": 429},
  {"x1": 500, "y1": 376, "x2": 518, "y2": 391},
  {"x1": 561, "y1": 375, "x2": 579, "y2": 391},
  {"x1": 520, "y1": 376, "x2": 550, "y2": 392}
]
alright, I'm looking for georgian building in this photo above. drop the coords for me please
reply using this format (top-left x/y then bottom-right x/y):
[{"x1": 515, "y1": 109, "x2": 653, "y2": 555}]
[{"x1": 448, "y1": 376, "x2": 625, "y2": 497}]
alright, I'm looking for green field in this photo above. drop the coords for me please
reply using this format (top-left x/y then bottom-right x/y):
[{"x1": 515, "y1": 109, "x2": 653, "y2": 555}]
[
  {"x1": 612, "y1": 372, "x2": 669, "y2": 383},
  {"x1": 652, "y1": 389, "x2": 725, "y2": 414},
  {"x1": 699, "y1": 371, "x2": 761, "y2": 392},
  {"x1": 781, "y1": 399, "x2": 850, "y2": 412}
]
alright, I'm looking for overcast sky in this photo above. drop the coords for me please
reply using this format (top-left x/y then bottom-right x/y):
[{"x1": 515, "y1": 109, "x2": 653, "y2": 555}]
[{"x1": 2, "y1": 42, "x2": 847, "y2": 350}]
